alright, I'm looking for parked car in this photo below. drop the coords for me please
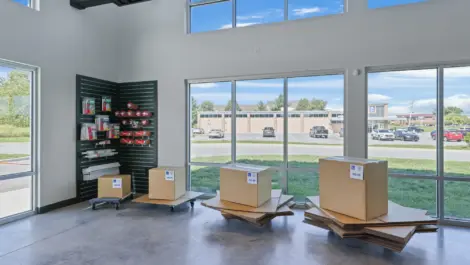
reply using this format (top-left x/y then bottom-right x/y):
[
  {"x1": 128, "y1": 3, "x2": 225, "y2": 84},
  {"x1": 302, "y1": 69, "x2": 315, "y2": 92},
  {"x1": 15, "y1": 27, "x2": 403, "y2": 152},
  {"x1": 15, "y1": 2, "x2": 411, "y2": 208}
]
[
  {"x1": 394, "y1": 130, "x2": 419, "y2": 142},
  {"x1": 430, "y1": 130, "x2": 464, "y2": 141},
  {"x1": 309, "y1": 126, "x2": 328, "y2": 138},
  {"x1": 406, "y1": 126, "x2": 424, "y2": 133},
  {"x1": 262, "y1": 127, "x2": 275, "y2": 137},
  {"x1": 339, "y1": 128, "x2": 344, "y2": 138},
  {"x1": 458, "y1": 128, "x2": 470, "y2": 136},
  {"x1": 192, "y1": 128, "x2": 204, "y2": 134},
  {"x1": 208, "y1": 129, "x2": 224, "y2": 139},
  {"x1": 371, "y1": 130, "x2": 395, "y2": 141}
]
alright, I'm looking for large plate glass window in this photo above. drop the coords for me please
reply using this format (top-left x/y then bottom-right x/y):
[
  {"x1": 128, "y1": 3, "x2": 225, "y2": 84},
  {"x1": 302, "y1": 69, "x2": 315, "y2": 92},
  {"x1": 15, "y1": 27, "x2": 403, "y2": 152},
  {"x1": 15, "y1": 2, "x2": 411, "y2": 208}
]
[
  {"x1": 368, "y1": 69, "x2": 437, "y2": 176},
  {"x1": 236, "y1": 0, "x2": 284, "y2": 27},
  {"x1": 288, "y1": 0, "x2": 344, "y2": 20},
  {"x1": 190, "y1": 0, "x2": 233, "y2": 33},
  {"x1": 235, "y1": 78, "x2": 284, "y2": 166},
  {"x1": 368, "y1": 0, "x2": 427, "y2": 9}
]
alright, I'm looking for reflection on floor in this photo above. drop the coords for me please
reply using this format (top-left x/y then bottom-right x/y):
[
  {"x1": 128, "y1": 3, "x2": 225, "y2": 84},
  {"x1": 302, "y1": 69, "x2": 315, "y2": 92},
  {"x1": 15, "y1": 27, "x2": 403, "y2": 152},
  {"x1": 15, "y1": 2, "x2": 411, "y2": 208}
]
[{"x1": 0, "y1": 202, "x2": 468, "y2": 265}]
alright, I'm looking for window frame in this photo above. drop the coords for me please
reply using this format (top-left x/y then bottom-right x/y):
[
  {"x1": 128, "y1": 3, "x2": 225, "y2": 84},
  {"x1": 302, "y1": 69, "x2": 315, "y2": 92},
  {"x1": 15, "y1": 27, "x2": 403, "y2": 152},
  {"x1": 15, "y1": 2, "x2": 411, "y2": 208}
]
[
  {"x1": 187, "y1": 69, "x2": 345, "y2": 198},
  {"x1": 187, "y1": 0, "x2": 346, "y2": 34}
]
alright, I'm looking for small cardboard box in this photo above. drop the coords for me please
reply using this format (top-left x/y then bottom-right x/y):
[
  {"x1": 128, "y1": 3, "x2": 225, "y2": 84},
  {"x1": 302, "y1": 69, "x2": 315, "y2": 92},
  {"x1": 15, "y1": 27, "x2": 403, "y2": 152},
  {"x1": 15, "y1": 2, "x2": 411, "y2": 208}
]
[
  {"x1": 319, "y1": 156, "x2": 388, "y2": 221},
  {"x1": 98, "y1": 174, "x2": 131, "y2": 198},
  {"x1": 220, "y1": 164, "x2": 273, "y2": 207},
  {"x1": 148, "y1": 167, "x2": 186, "y2": 200}
]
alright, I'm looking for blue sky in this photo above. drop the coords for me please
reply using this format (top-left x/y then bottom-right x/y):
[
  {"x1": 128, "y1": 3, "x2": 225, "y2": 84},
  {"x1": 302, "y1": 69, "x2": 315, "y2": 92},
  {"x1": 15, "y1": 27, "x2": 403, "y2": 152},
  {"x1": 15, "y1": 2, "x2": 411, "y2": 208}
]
[
  {"x1": 190, "y1": 0, "x2": 426, "y2": 33},
  {"x1": 191, "y1": 67, "x2": 470, "y2": 115},
  {"x1": 12, "y1": 0, "x2": 29, "y2": 6}
]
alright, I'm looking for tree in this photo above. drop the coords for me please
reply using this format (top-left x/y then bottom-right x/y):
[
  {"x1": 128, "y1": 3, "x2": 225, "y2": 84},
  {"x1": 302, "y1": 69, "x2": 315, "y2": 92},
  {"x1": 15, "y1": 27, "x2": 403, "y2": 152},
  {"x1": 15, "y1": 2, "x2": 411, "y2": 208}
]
[
  {"x1": 309, "y1": 98, "x2": 327, "y2": 110},
  {"x1": 256, "y1": 100, "x2": 267, "y2": 111},
  {"x1": 271, "y1": 94, "x2": 284, "y2": 111},
  {"x1": 445, "y1": 114, "x2": 469, "y2": 125},
  {"x1": 200, "y1": 100, "x2": 215, "y2": 111},
  {"x1": 0, "y1": 71, "x2": 30, "y2": 117},
  {"x1": 445, "y1": 106, "x2": 464, "y2": 116},
  {"x1": 224, "y1": 100, "x2": 241, "y2": 111},
  {"x1": 295, "y1": 98, "x2": 310, "y2": 110},
  {"x1": 191, "y1": 97, "x2": 199, "y2": 127}
]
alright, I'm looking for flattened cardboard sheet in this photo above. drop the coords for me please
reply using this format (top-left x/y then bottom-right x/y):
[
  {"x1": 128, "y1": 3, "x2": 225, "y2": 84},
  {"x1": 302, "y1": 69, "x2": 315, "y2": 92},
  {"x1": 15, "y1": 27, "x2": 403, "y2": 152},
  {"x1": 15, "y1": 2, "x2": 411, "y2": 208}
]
[
  {"x1": 202, "y1": 190, "x2": 282, "y2": 213},
  {"x1": 133, "y1": 191, "x2": 204, "y2": 206}
]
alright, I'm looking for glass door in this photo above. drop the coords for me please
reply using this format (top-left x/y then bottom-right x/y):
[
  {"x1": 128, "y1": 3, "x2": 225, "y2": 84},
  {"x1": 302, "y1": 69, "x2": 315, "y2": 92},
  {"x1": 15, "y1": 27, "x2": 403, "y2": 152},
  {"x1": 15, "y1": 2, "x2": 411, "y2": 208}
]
[{"x1": 0, "y1": 62, "x2": 36, "y2": 223}]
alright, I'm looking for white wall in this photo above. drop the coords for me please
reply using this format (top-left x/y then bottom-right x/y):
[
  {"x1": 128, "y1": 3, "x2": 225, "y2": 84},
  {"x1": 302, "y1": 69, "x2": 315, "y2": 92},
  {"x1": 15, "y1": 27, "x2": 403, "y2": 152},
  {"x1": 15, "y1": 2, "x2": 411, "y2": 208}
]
[
  {"x1": 115, "y1": 0, "x2": 470, "y2": 166},
  {"x1": 0, "y1": 0, "x2": 119, "y2": 206}
]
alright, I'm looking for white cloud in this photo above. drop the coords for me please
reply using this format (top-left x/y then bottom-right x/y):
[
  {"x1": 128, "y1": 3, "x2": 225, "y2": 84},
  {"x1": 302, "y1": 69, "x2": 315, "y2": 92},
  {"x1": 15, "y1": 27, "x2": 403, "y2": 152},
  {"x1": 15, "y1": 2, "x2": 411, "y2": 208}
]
[
  {"x1": 191, "y1": 83, "x2": 218, "y2": 88},
  {"x1": 388, "y1": 106, "x2": 410, "y2": 115},
  {"x1": 368, "y1": 94, "x2": 391, "y2": 102},
  {"x1": 387, "y1": 94, "x2": 470, "y2": 115},
  {"x1": 391, "y1": 67, "x2": 470, "y2": 78},
  {"x1": 236, "y1": 79, "x2": 344, "y2": 89},
  {"x1": 237, "y1": 15, "x2": 264, "y2": 20},
  {"x1": 220, "y1": 22, "x2": 258, "y2": 29},
  {"x1": 293, "y1": 7, "x2": 322, "y2": 16}
]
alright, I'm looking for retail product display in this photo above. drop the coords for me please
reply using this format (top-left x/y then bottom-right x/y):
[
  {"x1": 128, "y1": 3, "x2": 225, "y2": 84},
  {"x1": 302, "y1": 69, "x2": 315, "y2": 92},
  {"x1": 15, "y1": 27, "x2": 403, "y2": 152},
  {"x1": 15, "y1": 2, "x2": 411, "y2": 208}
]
[
  {"x1": 120, "y1": 131, "x2": 133, "y2": 137},
  {"x1": 134, "y1": 131, "x2": 151, "y2": 137},
  {"x1": 304, "y1": 196, "x2": 438, "y2": 252},
  {"x1": 127, "y1": 102, "x2": 138, "y2": 110},
  {"x1": 80, "y1": 123, "x2": 97, "y2": 140},
  {"x1": 82, "y1": 97, "x2": 96, "y2": 115},
  {"x1": 107, "y1": 124, "x2": 120, "y2": 139},
  {"x1": 82, "y1": 149, "x2": 118, "y2": 159},
  {"x1": 148, "y1": 167, "x2": 186, "y2": 200},
  {"x1": 95, "y1": 115, "x2": 110, "y2": 131},
  {"x1": 82, "y1": 162, "x2": 121, "y2": 181},
  {"x1": 101, "y1": 96, "x2": 112, "y2": 112},
  {"x1": 202, "y1": 190, "x2": 294, "y2": 227},
  {"x1": 134, "y1": 139, "x2": 150, "y2": 146},
  {"x1": 120, "y1": 138, "x2": 134, "y2": 145},
  {"x1": 141, "y1": 119, "x2": 150, "y2": 126}
]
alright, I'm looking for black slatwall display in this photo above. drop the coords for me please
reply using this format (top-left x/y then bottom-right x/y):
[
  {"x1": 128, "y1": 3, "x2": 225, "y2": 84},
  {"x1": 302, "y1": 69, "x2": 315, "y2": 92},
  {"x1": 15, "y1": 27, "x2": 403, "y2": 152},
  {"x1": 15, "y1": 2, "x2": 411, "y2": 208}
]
[
  {"x1": 118, "y1": 81, "x2": 158, "y2": 194},
  {"x1": 76, "y1": 76, "x2": 158, "y2": 200},
  {"x1": 76, "y1": 76, "x2": 120, "y2": 200}
]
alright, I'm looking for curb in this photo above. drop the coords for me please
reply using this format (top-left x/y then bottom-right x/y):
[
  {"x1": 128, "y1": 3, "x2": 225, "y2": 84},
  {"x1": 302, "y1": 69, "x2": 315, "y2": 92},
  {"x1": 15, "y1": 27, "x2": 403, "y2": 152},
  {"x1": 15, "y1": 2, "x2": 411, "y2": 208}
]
[{"x1": 0, "y1": 156, "x2": 30, "y2": 163}]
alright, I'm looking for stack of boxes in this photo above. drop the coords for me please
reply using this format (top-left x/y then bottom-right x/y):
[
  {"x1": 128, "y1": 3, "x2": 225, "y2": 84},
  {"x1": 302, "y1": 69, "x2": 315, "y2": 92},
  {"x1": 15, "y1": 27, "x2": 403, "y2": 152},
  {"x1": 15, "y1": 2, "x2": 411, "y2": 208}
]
[
  {"x1": 303, "y1": 156, "x2": 438, "y2": 252},
  {"x1": 202, "y1": 164, "x2": 295, "y2": 226}
]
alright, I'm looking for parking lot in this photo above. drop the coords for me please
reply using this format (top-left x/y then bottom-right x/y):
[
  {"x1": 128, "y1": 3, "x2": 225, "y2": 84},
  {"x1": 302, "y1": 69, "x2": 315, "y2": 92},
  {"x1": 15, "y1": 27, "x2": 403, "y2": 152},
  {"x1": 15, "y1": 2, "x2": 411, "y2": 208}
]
[{"x1": 193, "y1": 132, "x2": 467, "y2": 147}]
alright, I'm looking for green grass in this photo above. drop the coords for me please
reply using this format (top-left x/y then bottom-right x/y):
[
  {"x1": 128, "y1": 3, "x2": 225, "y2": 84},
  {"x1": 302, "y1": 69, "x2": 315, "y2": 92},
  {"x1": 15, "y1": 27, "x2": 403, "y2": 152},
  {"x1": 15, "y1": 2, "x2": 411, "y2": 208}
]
[
  {"x1": 0, "y1": 137, "x2": 30, "y2": 143},
  {"x1": 192, "y1": 140, "x2": 470, "y2": 150},
  {"x1": 0, "y1": 125, "x2": 30, "y2": 142},
  {"x1": 0, "y1": 154, "x2": 29, "y2": 160},
  {"x1": 190, "y1": 155, "x2": 470, "y2": 218}
]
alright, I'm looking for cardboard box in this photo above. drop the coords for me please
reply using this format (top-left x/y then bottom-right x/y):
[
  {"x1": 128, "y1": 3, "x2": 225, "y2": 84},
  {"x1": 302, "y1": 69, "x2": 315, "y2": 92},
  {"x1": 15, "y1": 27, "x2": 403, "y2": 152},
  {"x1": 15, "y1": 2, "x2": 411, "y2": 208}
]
[
  {"x1": 148, "y1": 167, "x2": 186, "y2": 200},
  {"x1": 319, "y1": 156, "x2": 388, "y2": 221},
  {"x1": 220, "y1": 164, "x2": 273, "y2": 207},
  {"x1": 98, "y1": 174, "x2": 131, "y2": 198}
]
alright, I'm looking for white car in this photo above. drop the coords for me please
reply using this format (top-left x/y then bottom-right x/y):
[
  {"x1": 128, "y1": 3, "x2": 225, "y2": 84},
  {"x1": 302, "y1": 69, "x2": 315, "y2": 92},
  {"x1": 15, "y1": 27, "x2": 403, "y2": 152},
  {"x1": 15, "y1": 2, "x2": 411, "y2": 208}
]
[
  {"x1": 208, "y1": 129, "x2": 224, "y2": 139},
  {"x1": 192, "y1": 128, "x2": 204, "y2": 134},
  {"x1": 371, "y1": 129, "x2": 395, "y2": 141}
]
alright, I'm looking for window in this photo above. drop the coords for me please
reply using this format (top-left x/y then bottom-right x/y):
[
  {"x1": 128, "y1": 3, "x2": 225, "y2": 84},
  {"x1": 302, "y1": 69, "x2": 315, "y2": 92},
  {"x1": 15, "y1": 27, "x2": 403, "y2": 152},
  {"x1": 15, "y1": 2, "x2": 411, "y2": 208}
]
[
  {"x1": 12, "y1": 0, "x2": 30, "y2": 7},
  {"x1": 237, "y1": 0, "x2": 284, "y2": 27},
  {"x1": 368, "y1": 0, "x2": 427, "y2": 9},
  {"x1": 190, "y1": 82, "x2": 231, "y2": 169},
  {"x1": 236, "y1": 78, "x2": 284, "y2": 165},
  {"x1": 288, "y1": 0, "x2": 344, "y2": 20},
  {"x1": 0, "y1": 62, "x2": 36, "y2": 222},
  {"x1": 288, "y1": 74, "x2": 344, "y2": 170},
  {"x1": 368, "y1": 69, "x2": 437, "y2": 176},
  {"x1": 190, "y1": 0, "x2": 232, "y2": 33}
]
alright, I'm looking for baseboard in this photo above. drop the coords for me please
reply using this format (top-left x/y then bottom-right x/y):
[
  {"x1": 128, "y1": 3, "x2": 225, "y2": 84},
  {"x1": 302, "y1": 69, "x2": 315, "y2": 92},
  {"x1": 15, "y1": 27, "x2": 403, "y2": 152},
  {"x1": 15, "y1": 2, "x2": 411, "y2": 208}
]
[{"x1": 36, "y1": 197, "x2": 80, "y2": 214}]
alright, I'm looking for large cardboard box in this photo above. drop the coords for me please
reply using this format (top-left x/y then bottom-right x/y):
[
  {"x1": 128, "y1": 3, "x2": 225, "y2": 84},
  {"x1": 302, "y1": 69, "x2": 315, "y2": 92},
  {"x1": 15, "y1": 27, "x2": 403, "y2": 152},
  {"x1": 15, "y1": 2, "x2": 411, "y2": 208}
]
[
  {"x1": 98, "y1": 174, "x2": 131, "y2": 198},
  {"x1": 148, "y1": 167, "x2": 186, "y2": 200},
  {"x1": 319, "y1": 156, "x2": 388, "y2": 221},
  {"x1": 220, "y1": 164, "x2": 272, "y2": 207}
]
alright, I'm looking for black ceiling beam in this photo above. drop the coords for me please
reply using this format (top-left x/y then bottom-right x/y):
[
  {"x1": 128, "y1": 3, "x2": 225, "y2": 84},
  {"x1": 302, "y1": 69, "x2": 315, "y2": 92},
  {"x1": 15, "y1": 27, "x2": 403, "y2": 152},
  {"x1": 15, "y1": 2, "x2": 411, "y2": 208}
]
[{"x1": 71, "y1": 0, "x2": 151, "y2": 10}]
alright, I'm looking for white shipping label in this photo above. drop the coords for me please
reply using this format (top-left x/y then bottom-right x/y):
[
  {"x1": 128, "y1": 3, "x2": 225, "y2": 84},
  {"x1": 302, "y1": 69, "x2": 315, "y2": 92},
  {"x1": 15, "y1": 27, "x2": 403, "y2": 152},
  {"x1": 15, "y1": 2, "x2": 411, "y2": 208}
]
[
  {"x1": 247, "y1": 172, "x2": 258, "y2": 184},
  {"x1": 165, "y1": 170, "x2": 175, "y2": 181},
  {"x1": 112, "y1": 178, "x2": 122, "y2": 188},
  {"x1": 350, "y1": 164, "x2": 364, "y2": 180}
]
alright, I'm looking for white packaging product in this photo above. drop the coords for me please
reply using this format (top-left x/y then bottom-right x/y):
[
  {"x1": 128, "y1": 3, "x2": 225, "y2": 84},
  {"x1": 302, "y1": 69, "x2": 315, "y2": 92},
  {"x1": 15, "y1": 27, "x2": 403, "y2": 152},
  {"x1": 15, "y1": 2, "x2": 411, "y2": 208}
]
[
  {"x1": 95, "y1": 115, "x2": 110, "y2": 132},
  {"x1": 80, "y1": 123, "x2": 97, "y2": 140},
  {"x1": 82, "y1": 162, "x2": 121, "y2": 181}
]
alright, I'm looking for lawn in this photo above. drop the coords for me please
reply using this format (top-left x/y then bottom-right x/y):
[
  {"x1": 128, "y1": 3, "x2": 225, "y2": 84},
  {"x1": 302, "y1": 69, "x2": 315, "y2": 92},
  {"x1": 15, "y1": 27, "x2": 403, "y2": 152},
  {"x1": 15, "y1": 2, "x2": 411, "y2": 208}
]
[
  {"x1": 193, "y1": 140, "x2": 470, "y2": 150},
  {"x1": 0, "y1": 154, "x2": 29, "y2": 160},
  {"x1": 190, "y1": 155, "x2": 470, "y2": 218},
  {"x1": 0, "y1": 125, "x2": 30, "y2": 143}
]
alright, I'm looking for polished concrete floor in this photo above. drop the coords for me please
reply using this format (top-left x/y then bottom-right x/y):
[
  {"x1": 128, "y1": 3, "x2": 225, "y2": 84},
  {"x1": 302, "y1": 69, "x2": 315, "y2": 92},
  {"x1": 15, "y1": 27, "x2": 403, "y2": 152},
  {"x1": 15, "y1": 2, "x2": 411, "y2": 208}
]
[{"x1": 0, "y1": 201, "x2": 469, "y2": 265}]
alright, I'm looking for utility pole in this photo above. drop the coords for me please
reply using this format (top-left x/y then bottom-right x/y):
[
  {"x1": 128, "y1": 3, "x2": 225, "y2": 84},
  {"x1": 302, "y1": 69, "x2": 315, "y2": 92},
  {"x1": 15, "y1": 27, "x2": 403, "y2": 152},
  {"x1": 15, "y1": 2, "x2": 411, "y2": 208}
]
[{"x1": 408, "y1": 100, "x2": 415, "y2": 126}]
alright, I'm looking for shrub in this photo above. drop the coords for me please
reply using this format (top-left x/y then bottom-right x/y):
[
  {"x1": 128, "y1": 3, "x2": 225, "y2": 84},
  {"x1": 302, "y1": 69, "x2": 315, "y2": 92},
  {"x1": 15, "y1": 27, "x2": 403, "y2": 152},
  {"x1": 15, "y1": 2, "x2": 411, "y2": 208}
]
[
  {"x1": 0, "y1": 115, "x2": 30, "y2": 127},
  {"x1": 465, "y1": 134, "x2": 470, "y2": 147},
  {"x1": 0, "y1": 125, "x2": 30, "y2": 137}
]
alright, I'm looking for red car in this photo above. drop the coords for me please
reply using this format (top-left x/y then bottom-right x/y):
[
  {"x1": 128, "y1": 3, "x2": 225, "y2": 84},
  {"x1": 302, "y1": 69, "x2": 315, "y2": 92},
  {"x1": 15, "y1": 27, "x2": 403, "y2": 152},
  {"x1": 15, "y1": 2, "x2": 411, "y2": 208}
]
[{"x1": 431, "y1": 130, "x2": 464, "y2": 142}]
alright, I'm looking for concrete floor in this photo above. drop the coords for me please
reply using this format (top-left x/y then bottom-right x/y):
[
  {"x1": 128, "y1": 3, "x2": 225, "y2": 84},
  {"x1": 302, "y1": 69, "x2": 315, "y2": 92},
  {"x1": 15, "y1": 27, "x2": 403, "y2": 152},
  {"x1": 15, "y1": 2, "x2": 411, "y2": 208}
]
[{"x1": 0, "y1": 202, "x2": 469, "y2": 265}]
